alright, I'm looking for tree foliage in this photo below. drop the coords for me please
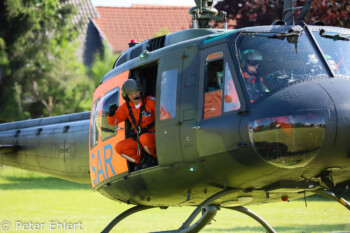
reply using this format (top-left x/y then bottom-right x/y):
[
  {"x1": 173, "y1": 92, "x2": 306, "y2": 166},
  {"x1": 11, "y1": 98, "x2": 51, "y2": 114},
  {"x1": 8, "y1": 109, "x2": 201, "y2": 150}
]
[
  {"x1": 0, "y1": 0, "x2": 95, "y2": 122},
  {"x1": 86, "y1": 41, "x2": 120, "y2": 88},
  {"x1": 214, "y1": 0, "x2": 350, "y2": 29},
  {"x1": 152, "y1": 27, "x2": 169, "y2": 38},
  {"x1": 297, "y1": 0, "x2": 350, "y2": 27}
]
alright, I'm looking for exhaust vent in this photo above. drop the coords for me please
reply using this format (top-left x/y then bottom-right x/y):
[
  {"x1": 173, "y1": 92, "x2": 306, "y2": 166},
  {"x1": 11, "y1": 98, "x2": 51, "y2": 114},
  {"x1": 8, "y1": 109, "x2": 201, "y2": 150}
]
[
  {"x1": 147, "y1": 35, "x2": 165, "y2": 52},
  {"x1": 130, "y1": 45, "x2": 143, "y2": 60},
  {"x1": 116, "y1": 54, "x2": 127, "y2": 66}
]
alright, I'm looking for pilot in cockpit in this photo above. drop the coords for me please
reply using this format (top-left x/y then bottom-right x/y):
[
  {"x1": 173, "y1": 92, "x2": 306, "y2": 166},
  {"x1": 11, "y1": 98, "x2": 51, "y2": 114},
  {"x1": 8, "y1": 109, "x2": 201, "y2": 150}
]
[{"x1": 241, "y1": 49, "x2": 269, "y2": 102}]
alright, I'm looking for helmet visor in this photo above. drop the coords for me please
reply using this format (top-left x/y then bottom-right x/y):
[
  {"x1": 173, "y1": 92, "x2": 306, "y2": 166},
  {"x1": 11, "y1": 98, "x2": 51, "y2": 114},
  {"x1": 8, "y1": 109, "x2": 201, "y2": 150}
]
[{"x1": 247, "y1": 60, "x2": 261, "y2": 66}]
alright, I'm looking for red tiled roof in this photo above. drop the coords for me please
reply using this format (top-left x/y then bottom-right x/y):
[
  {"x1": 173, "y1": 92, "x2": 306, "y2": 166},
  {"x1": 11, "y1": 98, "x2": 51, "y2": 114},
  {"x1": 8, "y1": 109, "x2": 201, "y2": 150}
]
[{"x1": 93, "y1": 6, "x2": 192, "y2": 52}]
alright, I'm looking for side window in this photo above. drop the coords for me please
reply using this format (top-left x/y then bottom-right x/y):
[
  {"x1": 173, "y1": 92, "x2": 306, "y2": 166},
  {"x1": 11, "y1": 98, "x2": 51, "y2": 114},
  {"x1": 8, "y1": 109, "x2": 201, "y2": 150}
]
[
  {"x1": 160, "y1": 69, "x2": 178, "y2": 120},
  {"x1": 224, "y1": 62, "x2": 240, "y2": 112},
  {"x1": 203, "y1": 52, "x2": 224, "y2": 119},
  {"x1": 100, "y1": 88, "x2": 120, "y2": 140},
  {"x1": 203, "y1": 53, "x2": 240, "y2": 119},
  {"x1": 90, "y1": 98, "x2": 101, "y2": 149}
]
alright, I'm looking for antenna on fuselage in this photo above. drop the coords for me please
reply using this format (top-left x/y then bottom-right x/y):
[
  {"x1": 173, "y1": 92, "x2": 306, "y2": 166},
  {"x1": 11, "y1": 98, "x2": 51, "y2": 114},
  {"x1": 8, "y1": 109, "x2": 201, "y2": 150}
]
[
  {"x1": 189, "y1": 0, "x2": 227, "y2": 29},
  {"x1": 283, "y1": 0, "x2": 312, "y2": 25}
]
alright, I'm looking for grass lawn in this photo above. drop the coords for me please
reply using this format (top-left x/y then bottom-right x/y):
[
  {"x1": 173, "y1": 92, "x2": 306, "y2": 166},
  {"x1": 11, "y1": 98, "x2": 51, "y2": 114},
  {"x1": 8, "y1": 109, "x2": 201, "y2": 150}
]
[{"x1": 0, "y1": 166, "x2": 349, "y2": 233}]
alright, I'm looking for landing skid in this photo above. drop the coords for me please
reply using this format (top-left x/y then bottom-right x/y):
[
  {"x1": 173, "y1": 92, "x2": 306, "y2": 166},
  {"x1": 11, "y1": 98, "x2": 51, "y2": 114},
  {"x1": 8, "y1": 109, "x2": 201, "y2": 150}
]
[
  {"x1": 101, "y1": 188, "x2": 350, "y2": 233},
  {"x1": 101, "y1": 189, "x2": 276, "y2": 233},
  {"x1": 101, "y1": 206, "x2": 155, "y2": 233},
  {"x1": 154, "y1": 188, "x2": 276, "y2": 232},
  {"x1": 224, "y1": 206, "x2": 276, "y2": 233},
  {"x1": 312, "y1": 189, "x2": 350, "y2": 211},
  {"x1": 153, "y1": 205, "x2": 218, "y2": 233}
]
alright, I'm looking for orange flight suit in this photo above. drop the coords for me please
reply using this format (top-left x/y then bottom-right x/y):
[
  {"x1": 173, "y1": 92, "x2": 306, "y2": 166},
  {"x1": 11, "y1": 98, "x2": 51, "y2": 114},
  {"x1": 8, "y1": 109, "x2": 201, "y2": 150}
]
[
  {"x1": 242, "y1": 72, "x2": 268, "y2": 103},
  {"x1": 160, "y1": 104, "x2": 171, "y2": 120},
  {"x1": 204, "y1": 90, "x2": 222, "y2": 119},
  {"x1": 107, "y1": 96, "x2": 156, "y2": 164}
]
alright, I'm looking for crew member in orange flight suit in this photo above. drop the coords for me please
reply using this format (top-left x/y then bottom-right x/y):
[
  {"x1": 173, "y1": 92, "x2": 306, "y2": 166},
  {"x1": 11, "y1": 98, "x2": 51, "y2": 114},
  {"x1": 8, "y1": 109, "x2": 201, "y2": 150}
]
[{"x1": 107, "y1": 79, "x2": 156, "y2": 169}]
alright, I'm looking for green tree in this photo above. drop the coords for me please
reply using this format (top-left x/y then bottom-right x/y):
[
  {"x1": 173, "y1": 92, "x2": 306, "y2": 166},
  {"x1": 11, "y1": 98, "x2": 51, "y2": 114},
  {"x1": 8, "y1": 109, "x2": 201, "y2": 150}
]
[
  {"x1": 0, "y1": 0, "x2": 94, "y2": 122},
  {"x1": 152, "y1": 27, "x2": 169, "y2": 38},
  {"x1": 87, "y1": 41, "x2": 121, "y2": 88}
]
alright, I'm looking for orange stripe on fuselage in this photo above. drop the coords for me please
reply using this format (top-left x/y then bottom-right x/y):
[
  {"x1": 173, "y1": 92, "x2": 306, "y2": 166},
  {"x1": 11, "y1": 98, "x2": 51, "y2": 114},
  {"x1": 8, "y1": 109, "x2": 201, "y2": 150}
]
[{"x1": 89, "y1": 71, "x2": 129, "y2": 188}]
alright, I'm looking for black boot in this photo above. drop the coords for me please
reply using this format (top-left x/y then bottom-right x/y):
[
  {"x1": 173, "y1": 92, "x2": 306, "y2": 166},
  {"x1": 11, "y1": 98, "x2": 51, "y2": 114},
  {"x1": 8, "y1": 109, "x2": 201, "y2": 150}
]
[
  {"x1": 133, "y1": 163, "x2": 142, "y2": 171},
  {"x1": 141, "y1": 154, "x2": 158, "y2": 169}
]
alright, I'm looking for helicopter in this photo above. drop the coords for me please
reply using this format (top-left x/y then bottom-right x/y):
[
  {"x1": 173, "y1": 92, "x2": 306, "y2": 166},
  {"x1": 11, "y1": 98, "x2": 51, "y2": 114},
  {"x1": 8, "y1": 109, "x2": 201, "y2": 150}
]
[{"x1": 1, "y1": 0, "x2": 350, "y2": 232}]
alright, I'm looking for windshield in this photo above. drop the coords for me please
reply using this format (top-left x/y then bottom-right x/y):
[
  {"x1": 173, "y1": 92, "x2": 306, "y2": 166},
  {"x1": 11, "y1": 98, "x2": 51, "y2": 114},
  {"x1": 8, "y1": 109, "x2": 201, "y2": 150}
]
[
  {"x1": 312, "y1": 29, "x2": 350, "y2": 76},
  {"x1": 234, "y1": 29, "x2": 328, "y2": 103}
]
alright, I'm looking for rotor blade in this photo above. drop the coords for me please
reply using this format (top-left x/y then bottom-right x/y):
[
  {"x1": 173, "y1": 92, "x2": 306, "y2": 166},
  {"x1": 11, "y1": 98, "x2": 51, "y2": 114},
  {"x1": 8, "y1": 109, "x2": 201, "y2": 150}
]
[{"x1": 283, "y1": 0, "x2": 293, "y2": 25}]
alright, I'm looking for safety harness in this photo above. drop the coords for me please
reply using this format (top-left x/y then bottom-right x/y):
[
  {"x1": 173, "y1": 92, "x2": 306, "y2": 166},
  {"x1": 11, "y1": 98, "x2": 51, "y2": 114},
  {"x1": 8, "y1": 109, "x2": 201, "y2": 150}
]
[{"x1": 126, "y1": 99, "x2": 154, "y2": 155}]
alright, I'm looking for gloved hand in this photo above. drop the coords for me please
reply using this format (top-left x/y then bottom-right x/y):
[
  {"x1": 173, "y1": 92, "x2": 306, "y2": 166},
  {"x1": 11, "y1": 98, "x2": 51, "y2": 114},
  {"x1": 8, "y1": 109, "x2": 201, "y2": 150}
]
[{"x1": 108, "y1": 104, "x2": 118, "y2": 117}]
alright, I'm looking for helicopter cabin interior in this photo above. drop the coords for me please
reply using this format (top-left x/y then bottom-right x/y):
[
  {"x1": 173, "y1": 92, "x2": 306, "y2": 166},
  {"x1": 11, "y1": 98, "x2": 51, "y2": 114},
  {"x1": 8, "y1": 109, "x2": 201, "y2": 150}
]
[
  {"x1": 90, "y1": 34, "x2": 249, "y2": 179},
  {"x1": 125, "y1": 63, "x2": 158, "y2": 171},
  {"x1": 133, "y1": 43, "x2": 243, "y2": 167}
]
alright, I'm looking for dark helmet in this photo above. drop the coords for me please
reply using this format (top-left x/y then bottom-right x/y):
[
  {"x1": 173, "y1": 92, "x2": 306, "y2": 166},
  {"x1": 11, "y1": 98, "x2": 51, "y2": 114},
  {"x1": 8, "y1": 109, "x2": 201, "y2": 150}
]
[
  {"x1": 241, "y1": 49, "x2": 263, "y2": 67},
  {"x1": 121, "y1": 79, "x2": 142, "y2": 101}
]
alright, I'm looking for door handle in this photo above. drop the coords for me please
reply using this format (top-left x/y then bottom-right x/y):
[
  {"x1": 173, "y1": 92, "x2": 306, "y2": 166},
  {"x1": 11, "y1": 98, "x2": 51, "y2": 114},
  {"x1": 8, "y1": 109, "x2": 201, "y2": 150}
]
[{"x1": 192, "y1": 125, "x2": 200, "y2": 130}]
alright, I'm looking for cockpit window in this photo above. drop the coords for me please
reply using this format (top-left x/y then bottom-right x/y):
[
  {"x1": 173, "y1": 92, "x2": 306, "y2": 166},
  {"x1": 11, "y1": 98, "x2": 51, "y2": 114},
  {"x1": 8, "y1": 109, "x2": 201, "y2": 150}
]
[
  {"x1": 234, "y1": 30, "x2": 328, "y2": 103},
  {"x1": 312, "y1": 29, "x2": 350, "y2": 76},
  {"x1": 97, "y1": 88, "x2": 120, "y2": 141},
  {"x1": 90, "y1": 98, "x2": 100, "y2": 149}
]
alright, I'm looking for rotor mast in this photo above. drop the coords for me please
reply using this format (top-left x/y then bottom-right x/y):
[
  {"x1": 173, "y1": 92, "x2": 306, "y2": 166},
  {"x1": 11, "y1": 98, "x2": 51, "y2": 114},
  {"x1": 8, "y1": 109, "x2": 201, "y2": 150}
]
[
  {"x1": 283, "y1": 0, "x2": 313, "y2": 25},
  {"x1": 189, "y1": 0, "x2": 227, "y2": 28},
  {"x1": 283, "y1": 0, "x2": 294, "y2": 25}
]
